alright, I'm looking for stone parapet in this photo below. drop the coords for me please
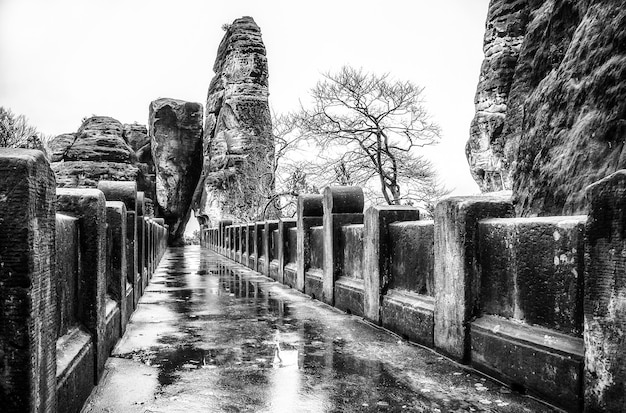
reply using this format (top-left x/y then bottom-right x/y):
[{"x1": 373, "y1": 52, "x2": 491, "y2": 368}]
[{"x1": 0, "y1": 149, "x2": 57, "y2": 413}]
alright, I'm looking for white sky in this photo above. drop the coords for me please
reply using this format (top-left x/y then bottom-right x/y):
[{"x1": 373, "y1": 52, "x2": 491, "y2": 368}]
[{"x1": 1, "y1": 0, "x2": 489, "y2": 232}]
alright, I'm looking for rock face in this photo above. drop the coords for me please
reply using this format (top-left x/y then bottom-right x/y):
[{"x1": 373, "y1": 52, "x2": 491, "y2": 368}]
[
  {"x1": 193, "y1": 16, "x2": 274, "y2": 224},
  {"x1": 467, "y1": 0, "x2": 626, "y2": 216},
  {"x1": 123, "y1": 123, "x2": 156, "y2": 202},
  {"x1": 149, "y1": 98, "x2": 203, "y2": 246},
  {"x1": 49, "y1": 116, "x2": 140, "y2": 187}
]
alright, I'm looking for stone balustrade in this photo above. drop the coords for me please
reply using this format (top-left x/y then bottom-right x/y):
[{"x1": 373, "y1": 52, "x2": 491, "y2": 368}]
[
  {"x1": 0, "y1": 149, "x2": 169, "y2": 413},
  {"x1": 202, "y1": 182, "x2": 626, "y2": 412}
]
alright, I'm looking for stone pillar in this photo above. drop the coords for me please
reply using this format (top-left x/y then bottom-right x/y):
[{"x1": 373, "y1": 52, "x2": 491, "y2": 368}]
[
  {"x1": 433, "y1": 193, "x2": 513, "y2": 362},
  {"x1": 278, "y1": 219, "x2": 297, "y2": 284},
  {"x1": 251, "y1": 222, "x2": 263, "y2": 272},
  {"x1": 97, "y1": 181, "x2": 137, "y2": 313},
  {"x1": 263, "y1": 220, "x2": 279, "y2": 276},
  {"x1": 244, "y1": 223, "x2": 253, "y2": 268},
  {"x1": 136, "y1": 192, "x2": 146, "y2": 303},
  {"x1": 105, "y1": 201, "x2": 128, "y2": 338},
  {"x1": 322, "y1": 186, "x2": 364, "y2": 306},
  {"x1": 143, "y1": 217, "x2": 151, "y2": 280},
  {"x1": 229, "y1": 225, "x2": 236, "y2": 261},
  {"x1": 218, "y1": 220, "x2": 232, "y2": 256},
  {"x1": 0, "y1": 149, "x2": 56, "y2": 413},
  {"x1": 57, "y1": 188, "x2": 108, "y2": 380},
  {"x1": 363, "y1": 205, "x2": 420, "y2": 324},
  {"x1": 297, "y1": 195, "x2": 324, "y2": 292},
  {"x1": 153, "y1": 218, "x2": 165, "y2": 263},
  {"x1": 584, "y1": 170, "x2": 626, "y2": 412}
]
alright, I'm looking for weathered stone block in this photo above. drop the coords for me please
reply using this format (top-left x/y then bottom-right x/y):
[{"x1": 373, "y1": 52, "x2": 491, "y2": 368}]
[
  {"x1": 381, "y1": 290, "x2": 434, "y2": 347},
  {"x1": 55, "y1": 327, "x2": 94, "y2": 413},
  {"x1": 55, "y1": 214, "x2": 97, "y2": 413},
  {"x1": 105, "y1": 201, "x2": 128, "y2": 337},
  {"x1": 245, "y1": 223, "x2": 255, "y2": 268},
  {"x1": 250, "y1": 222, "x2": 263, "y2": 272},
  {"x1": 478, "y1": 216, "x2": 585, "y2": 335},
  {"x1": 584, "y1": 170, "x2": 626, "y2": 412},
  {"x1": 388, "y1": 220, "x2": 433, "y2": 295},
  {"x1": 126, "y1": 211, "x2": 138, "y2": 310},
  {"x1": 434, "y1": 193, "x2": 514, "y2": 362},
  {"x1": 136, "y1": 214, "x2": 145, "y2": 301},
  {"x1": 305, "y1": 226, "x2": 325, "y2": 300},
  {"x1": 0, "y1": 149, "x2": 56, "y2": 413},
  {"x1": 263, "y1": 221, "x2": 279, "y2": 277},
  {"x1": 55, "y1": 214, "x2": 79, "y2": 339},
  {"x1": 284, "y1": 226, "x2": 298, "y2": 288},
  {"x1": 363, "y1": 205, "x2": 420, "y2": 323},
  {"x1": 96, "y1": 181, "x2": 139, "y2": 309},
  {"x1": 471, "y1": 315, "x2": 583, "y2": 412},
  {"x1": 297, "y1": 194, "x2": 324, "y2": 292},
  {"x1": 323, "y1": 186, "x2": 364, "y2": 306},
  {"x1": 56, "y1": 187, "x2": 108, "y2": 381},
  {"x1": 277, "y1": 219, "x2": 296, "y2": 285},
  {"x1": 334, "y1": 224, "x2": 365, "y2": 316},
  {"x1": 218, "y1": 219, "x2": 232, "y2": 257}
]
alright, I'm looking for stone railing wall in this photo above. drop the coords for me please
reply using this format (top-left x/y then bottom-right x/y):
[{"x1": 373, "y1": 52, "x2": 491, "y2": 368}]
[
  {"x1": 0, "y1": 149, "x2": 169, "y2": 413},
  {"x1": 203, "y1": 180, "x2": 626, "y2": 412}
]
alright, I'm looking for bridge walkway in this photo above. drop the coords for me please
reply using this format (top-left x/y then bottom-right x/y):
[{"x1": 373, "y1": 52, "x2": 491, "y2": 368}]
[{"x1": 82, "y1": 246, "x2": 557, "y2": 413}]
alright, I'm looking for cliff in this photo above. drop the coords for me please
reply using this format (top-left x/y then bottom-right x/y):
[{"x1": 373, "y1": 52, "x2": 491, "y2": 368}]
[{"x1": 467, "y1": 0, "x2": 626, "y2": 216}]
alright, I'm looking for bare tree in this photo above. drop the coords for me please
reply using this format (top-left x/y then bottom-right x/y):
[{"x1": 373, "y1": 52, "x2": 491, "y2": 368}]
[
  {"x1": 261, "y1": 111, "x2": 319, "y2": 218},
  {"x1": 0, "y1": 107, "x2": 50, "y2": 157},
  {"x1": 295, "y1": 66, "x2": 446, "y2": 207}
]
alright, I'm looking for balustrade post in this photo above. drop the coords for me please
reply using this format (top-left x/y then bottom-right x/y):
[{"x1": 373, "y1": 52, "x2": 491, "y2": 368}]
[
  {"x1": 97, "y1": 181, "x2": 138, "y2": 313},
  {"x1": 263, "y1": 220, "x2": 279, "y2": 277},
  {"x1": 104, "y1": 201, "x2": 128, "y2": 343},
  {"x1": 322, "y1": 186, "x2": 364, "y2": 306},
  {"x1": 433, "y1": 193, "x2": 513, "y2": 362},
  {"x1": 584, "y1": 170, "x2": 626, "y2": 411},
  {"x1": 297, "y1": 195, "x2": 324, "y2": 292},
  {"x1": 278, "y1": 218, "x2": 297, "y2": 284},
  {"x1": 363, "y1": 205, "x2": 420, "y2": 324},
  {"x1": 136, "y1": 192, "x2": 146, "y2": 301},
  {"x1": 57, "y1": 188, "x2": 109, "y2": 381},
  {"x1": 0, "y1": 149, "x2": 56, "y2": 413}
]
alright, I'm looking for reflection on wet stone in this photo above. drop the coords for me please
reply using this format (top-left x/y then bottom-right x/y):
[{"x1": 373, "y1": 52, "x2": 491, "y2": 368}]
[{"x1": 84, "y1": 246, "x2": 556, "y2": 412}]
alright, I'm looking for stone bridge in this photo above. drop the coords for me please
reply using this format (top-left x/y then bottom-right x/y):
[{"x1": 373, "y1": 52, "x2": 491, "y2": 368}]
[
  {"x1": 0, "y1": 149, "x2": 168, "y2": 413},
  {"x1": 200, "y1": 182, "x2": 626, "y2": 413},
  {"x1": 2, "y1": 147, "x2": 626, "y2": 412}
]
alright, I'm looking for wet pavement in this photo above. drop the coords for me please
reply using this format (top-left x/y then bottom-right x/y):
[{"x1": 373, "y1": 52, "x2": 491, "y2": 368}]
[{"x1": 82, "y1": 246, "x2": 559, "y2": 413}]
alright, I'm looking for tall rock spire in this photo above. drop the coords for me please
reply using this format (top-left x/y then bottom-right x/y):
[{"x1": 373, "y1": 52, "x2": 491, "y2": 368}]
[{"x1": 193, "y1": 16, "x2": 275, "y2": 224}]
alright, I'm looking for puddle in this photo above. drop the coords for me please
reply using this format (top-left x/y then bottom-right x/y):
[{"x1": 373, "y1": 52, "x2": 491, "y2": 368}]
[{"x1": 98, "y1": 247, "x2": 558, "y2": 413}]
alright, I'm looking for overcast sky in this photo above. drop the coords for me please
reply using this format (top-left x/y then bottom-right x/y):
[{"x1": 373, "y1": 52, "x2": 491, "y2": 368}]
[{"x1": 1, "y1": 0, "x2": 489, "y2": 209}]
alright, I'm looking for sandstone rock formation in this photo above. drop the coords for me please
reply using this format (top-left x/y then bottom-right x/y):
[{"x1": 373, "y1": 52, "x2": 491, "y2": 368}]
[
  {"x1": 149, "y1": 98, "x2": 203, "y2": 246},
  {"x1": 49, "y1": 116, "x2": 140, "y2": 187},
  {"x1": 467, "y1": 0, "x2": 626, "y2": 216},
  {"x1": 193, "y1": 16, "x2": 274, "y2": 224},
  {"x1": 123, "y1": 123, "x2": 156, "y2": 202}
]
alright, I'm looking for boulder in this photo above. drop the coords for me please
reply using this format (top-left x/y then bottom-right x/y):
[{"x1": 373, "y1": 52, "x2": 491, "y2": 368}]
[
  {"x1": 193, "y1": 16, "x2": 275, "y2": 224},
  {"x1": 467, "y1": 0, "x2": 626, "y2": 216},
  {"x1": 50, "y1": 116, "x2": 140, "y2": 186},
  {"x1": 149, "y1": 98, "x2": 203, "y2": 246}
]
